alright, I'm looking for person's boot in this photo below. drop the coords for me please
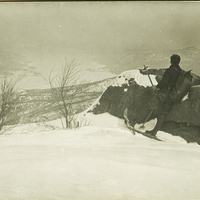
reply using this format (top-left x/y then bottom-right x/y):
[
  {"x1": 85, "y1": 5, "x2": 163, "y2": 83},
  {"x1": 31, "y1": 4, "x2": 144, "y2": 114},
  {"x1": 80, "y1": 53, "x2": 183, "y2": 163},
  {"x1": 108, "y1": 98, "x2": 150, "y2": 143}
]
[{"x1": 145, "y1": 115, "x2": 165, "y2": 136}]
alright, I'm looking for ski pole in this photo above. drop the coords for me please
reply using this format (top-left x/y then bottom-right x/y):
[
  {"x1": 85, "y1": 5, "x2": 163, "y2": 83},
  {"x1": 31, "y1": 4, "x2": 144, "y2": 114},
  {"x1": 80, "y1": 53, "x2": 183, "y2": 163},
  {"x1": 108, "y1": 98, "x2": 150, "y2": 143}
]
[
  {"x1": 143, "y1": 65, "x2": 154, "y2": 86},
  {"x1": 140, "y1": 110, "x2": 153, "y2": 129},
  {"x1": 147, "y1": 74, "x2": 153, "y2": 86},
  {"x1": 140, "y1": 65, "x2": 154, "y2": 129}
]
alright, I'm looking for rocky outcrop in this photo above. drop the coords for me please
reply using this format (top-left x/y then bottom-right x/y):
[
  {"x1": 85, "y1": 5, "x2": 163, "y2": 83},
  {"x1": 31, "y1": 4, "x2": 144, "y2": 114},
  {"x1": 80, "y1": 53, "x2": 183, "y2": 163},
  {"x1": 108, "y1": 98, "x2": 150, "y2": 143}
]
[
  {"x1": 91, "y1": 69, "x2": 200, "y2": 144},
  {"x1": 92, "y1": 85, "x2": 130, "y2": 118}
]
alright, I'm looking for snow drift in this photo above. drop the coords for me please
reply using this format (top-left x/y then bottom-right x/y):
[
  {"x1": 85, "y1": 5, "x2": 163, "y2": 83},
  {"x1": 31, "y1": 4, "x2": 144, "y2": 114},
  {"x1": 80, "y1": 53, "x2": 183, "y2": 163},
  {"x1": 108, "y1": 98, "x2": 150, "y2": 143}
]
[{"x1": 1, "y1": 113, "x2": 200, "y2": 200}]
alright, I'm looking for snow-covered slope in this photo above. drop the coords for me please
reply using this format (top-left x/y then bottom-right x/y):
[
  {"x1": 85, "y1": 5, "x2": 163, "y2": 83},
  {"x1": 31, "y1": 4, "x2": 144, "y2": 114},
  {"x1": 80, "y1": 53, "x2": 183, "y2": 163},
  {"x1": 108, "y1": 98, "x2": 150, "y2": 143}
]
[
  {"x1": 1, "y1": 112, "x2": 200, "y2": 200},
  {"x1": 117, "y1": 69, "x2": 157, "y2": 87}
]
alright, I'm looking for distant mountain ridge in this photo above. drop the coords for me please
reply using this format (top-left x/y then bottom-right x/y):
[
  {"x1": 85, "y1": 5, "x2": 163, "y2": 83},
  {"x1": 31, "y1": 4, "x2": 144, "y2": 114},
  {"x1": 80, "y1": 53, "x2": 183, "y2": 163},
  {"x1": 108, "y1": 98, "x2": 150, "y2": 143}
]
[
  {"x1": 8, "y1": 77, "x2": 117, "y2": 125},
  {"x1": 93, "y1": 45, "x2": 200, "y2": 75}
]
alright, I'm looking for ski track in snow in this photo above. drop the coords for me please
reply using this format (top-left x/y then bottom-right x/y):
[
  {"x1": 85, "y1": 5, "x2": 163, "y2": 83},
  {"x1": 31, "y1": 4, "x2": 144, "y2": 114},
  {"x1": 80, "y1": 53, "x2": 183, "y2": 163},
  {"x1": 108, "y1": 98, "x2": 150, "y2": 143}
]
[{"x1": 1, "y1": 112, "x2": 200, "y2": 200}]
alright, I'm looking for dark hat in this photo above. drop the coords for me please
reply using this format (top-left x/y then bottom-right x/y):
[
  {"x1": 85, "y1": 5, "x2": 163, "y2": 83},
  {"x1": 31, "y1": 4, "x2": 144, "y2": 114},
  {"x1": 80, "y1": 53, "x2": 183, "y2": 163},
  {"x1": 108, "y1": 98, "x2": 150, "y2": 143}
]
[{"x1": 170, "y1": 54, "x2": 181, "y2": 64}]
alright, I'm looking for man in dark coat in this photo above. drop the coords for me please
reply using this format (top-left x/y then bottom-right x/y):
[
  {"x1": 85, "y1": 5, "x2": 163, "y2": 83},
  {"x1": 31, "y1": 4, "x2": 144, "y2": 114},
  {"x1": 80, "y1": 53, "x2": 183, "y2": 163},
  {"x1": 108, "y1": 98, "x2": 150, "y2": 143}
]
[{"x1": 145, "y1": 54, "x2": 182, "y2": 136}]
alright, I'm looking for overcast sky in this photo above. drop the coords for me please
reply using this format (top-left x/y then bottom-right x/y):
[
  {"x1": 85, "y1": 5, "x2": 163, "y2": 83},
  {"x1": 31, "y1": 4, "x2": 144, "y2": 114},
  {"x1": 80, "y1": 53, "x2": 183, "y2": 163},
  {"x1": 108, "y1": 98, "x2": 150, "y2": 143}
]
[{"x1": 1, "y1": 1, "x2": 200, "y2": 53}]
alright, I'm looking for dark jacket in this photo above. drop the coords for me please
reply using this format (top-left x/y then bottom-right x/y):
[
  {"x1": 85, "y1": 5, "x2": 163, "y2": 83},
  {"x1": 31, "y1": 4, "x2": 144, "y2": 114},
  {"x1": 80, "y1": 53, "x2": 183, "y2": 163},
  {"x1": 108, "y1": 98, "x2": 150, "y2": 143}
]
[{"x1": 156, "y1": 64, "x2": 182, "y2": 94}]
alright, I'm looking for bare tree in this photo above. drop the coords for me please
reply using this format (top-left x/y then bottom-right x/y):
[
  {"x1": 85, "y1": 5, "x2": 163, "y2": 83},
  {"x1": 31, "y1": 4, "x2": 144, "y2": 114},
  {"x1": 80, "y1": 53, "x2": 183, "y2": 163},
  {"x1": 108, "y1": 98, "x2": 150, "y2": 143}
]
[
  {"x1": 48, "y1": 59, "x2": 88, "y2": 129},
  {"x1": 0, "y1": 74, "x2": 24, "y2": 132}
]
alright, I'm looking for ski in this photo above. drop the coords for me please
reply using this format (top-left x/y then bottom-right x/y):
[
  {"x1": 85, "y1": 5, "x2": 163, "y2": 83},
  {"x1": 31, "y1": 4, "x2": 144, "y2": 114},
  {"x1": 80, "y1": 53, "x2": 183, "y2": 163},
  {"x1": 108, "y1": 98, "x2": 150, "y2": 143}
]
[
  {"x1": 124, "y1": 109, "x2": 162, "y2": 141},
  {"x1": 124, "y1": 120, "x2": 135, "y2": 135},
  {"x1": 123, "y1": 109, "x2": 135, "y2": 135},
  {"x1": 133, "y1": 128, "x2": 163, "y2": 141}
]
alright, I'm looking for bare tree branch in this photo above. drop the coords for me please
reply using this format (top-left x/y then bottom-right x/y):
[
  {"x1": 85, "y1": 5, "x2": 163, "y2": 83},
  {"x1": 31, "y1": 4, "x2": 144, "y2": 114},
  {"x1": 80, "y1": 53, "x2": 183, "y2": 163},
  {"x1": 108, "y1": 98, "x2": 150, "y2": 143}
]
[
  {"x1": 46, "y1": 59, "x2": 89, "y2": 128},
  {"x1": 0, "y1": 73, "x2": 25, "y2": 132}
]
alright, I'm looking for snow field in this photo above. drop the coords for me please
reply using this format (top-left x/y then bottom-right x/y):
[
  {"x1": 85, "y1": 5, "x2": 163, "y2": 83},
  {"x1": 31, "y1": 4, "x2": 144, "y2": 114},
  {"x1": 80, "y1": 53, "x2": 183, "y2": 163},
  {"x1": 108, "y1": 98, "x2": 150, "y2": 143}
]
[{"x1": 1, "y1": 113, "x2": 200, "y2": 200}]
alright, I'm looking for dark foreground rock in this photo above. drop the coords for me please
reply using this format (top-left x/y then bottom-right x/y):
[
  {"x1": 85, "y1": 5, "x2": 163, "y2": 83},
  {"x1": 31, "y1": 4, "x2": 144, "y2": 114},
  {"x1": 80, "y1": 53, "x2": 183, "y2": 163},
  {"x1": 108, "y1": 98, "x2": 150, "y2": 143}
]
[{"x1": 92, "y1": 69, "x2": 200, "y2": 144}]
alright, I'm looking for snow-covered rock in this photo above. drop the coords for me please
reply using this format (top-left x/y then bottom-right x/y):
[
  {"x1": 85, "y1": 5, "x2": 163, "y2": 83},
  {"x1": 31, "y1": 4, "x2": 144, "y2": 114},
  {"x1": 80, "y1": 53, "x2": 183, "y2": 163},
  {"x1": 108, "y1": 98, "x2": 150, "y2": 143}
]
[
  {"x1": 117, "y1": 69, "x2": 157, "y2": 87},
  {"x1": 91, "y1": 68, "x2": 200, "y2": 144}
]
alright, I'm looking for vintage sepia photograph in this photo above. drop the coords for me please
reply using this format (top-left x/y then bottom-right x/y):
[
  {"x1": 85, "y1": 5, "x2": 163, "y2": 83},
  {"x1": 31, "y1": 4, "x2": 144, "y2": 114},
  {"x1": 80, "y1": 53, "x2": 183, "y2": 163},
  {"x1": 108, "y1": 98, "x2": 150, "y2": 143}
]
[{"x1": 1, "y1": 1, "x2": 200, "y2": 199}]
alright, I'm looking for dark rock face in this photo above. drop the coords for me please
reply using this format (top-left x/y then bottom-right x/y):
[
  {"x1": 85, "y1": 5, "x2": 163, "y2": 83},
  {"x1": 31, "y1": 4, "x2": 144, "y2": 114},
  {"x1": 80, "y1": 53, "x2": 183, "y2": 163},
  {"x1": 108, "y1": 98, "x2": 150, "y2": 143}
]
[
  {"x1": 92, "y1": 69, "x2": 200, "y2": 144},
  {"x1": 93, "y1": 86, "x2": 130, "y2": 118}
]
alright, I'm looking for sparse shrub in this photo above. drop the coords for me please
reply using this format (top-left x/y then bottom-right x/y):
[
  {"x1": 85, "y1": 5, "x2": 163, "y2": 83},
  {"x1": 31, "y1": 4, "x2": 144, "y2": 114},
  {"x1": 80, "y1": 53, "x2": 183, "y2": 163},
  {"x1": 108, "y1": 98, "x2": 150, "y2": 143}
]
[
  {"x1": 66, "y1": 114, "x2": 90, "y2": 129},
  {"x1": 0, "y1": 74, "x2": 24, "y2": 132},
  {"x1": 47, "y1": 59, "x2": 89, "y2": 129}
]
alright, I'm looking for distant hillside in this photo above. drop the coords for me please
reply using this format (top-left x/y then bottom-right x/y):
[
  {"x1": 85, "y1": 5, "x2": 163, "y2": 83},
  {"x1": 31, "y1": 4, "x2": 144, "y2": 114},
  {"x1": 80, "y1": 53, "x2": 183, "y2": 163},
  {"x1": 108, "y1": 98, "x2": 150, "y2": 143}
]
[
  {"x1": 8, "y1": 77, "x2": 116, "y2": 125},
  {"x1": 94, "y1": 45, "x2": 200, "y2": 76}
]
